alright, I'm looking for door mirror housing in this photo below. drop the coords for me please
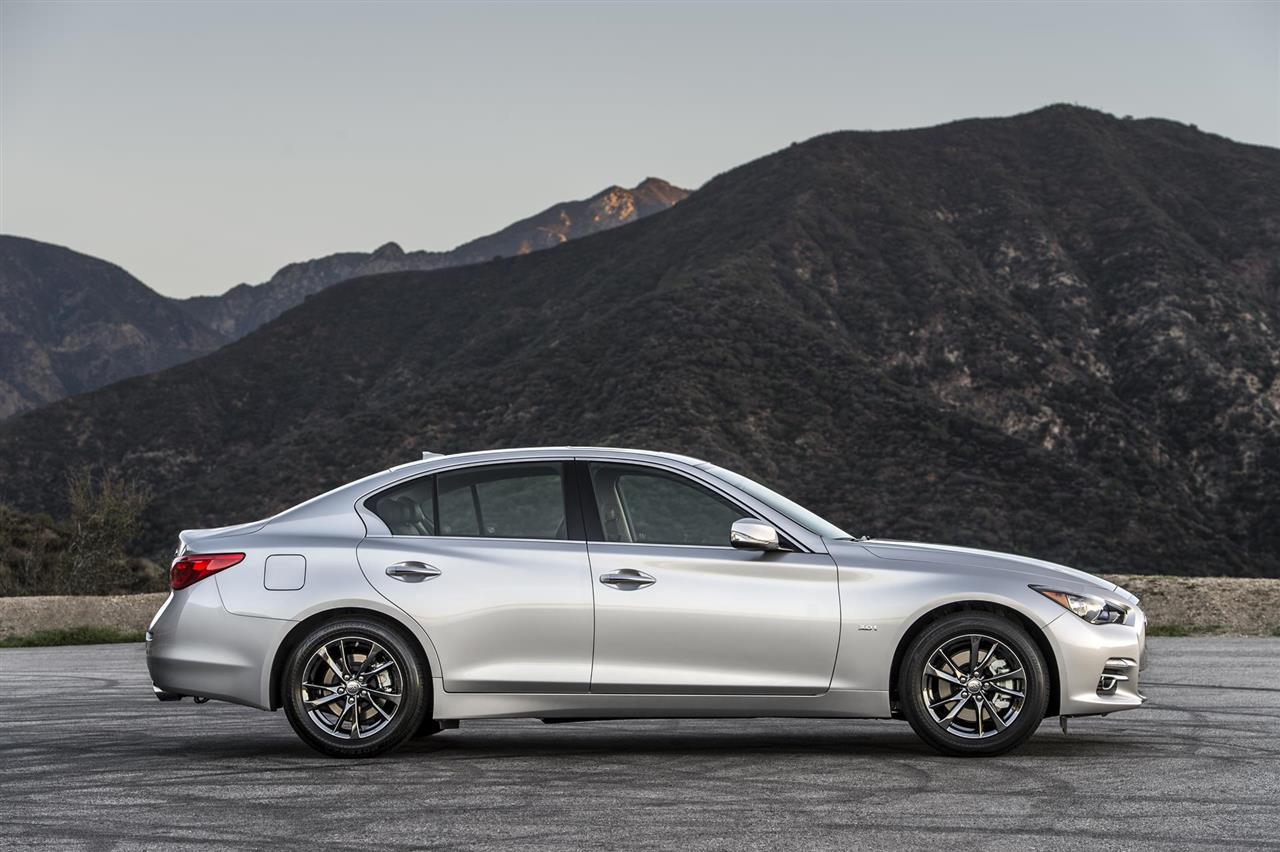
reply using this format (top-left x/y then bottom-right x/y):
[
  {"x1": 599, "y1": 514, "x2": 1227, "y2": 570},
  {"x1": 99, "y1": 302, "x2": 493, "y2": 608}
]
[{"x1": 730, "y1": 518, "x2": 782, "y2": 551}]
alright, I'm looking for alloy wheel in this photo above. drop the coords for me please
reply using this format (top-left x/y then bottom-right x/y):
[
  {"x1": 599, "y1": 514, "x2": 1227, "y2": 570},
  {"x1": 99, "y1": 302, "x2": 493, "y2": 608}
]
[
  {"x1": 920, "y1": 633, "x2": 1027, "y2": 739},
  {"x1": 300, "y1": 636, "x2": 404, "y2": 740}
]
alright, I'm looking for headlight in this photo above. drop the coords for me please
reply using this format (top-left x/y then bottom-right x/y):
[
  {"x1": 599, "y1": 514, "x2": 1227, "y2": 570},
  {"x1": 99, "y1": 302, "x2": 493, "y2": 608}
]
[{"x1": 1032, "y1": 586, "x2": 1129, "y2": 624}]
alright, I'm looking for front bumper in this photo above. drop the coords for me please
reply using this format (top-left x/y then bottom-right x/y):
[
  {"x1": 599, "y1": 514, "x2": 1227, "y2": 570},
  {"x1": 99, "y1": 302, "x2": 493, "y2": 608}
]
[
  {"x1": 1044, "y1": 606, "x2": 1147, "y2": 717},
  {"x1": 146, "y1": 579, "x2": 292, "y2": 710}
]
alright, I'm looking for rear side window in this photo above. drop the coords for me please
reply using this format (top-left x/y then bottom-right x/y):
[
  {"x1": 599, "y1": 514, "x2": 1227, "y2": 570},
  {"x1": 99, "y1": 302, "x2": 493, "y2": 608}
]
[
  {"x1": 369, "y1": 463, "x2": 569, "y2": 540},
  {"x1": 437, "y1": 478, "x2": 479, "y2": 536},
  {"x1": 588, "y1": 463, "x2": 744, "y2": 546},
  {"x1": 368, "y1": 478, "x2": 436, "y2": 536}
]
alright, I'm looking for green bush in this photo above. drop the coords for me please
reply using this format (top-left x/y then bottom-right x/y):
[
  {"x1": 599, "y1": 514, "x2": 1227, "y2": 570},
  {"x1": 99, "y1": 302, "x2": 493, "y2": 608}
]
[{"x1": 0, "y1": 469, "x2": 164, "y2": 596}]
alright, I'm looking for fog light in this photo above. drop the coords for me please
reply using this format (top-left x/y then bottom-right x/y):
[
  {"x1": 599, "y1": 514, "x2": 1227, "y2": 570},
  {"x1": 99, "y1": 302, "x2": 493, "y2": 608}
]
[{"x1": 1098, "y1": 657, "x2": 1136, "y2": 696}]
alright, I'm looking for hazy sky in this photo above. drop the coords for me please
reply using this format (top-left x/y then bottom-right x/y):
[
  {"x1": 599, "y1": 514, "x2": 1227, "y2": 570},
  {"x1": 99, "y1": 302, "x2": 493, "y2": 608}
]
[{"x1": 2, "y1": 1, "x2": 1276, "y2": 297}]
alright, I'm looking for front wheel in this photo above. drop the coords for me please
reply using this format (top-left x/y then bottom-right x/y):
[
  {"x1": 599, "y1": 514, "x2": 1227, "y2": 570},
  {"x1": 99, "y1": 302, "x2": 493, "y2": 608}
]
[
  {"x1": 899, "y1": 612, "x2": 1050, "y2": 756},
  {"x1": 282, "y1": 618, "x2": 428, "y2": 758}
]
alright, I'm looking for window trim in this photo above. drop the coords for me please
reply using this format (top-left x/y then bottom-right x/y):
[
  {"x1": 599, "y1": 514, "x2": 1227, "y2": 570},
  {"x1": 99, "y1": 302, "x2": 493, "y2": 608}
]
[
  {"x1": 361, "y1": 460, "x2": 583, "y2": 542},
  {"x1": 354, "y1": 453, "x2": 820, "y2": 552}
]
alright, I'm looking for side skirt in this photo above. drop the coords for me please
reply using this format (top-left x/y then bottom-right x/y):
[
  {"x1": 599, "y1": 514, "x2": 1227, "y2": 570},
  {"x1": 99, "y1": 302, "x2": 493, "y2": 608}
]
[{"x1": 431, "y1": 681, "x2": 891, "y2": 721}]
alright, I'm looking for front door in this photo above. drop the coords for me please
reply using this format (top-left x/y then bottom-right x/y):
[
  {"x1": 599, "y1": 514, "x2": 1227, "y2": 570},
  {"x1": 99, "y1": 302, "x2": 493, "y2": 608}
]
[
  {"x1": 357, "y1": 461, "x2": 594, "y2": 692},
  {"x1": 582, "y1": 461, "x2": 841, "y2": 694}
]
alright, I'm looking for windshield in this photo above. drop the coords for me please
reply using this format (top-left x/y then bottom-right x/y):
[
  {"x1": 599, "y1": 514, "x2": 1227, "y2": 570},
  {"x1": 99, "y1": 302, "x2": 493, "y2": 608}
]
[{"x1": 702, "y1": 464, "x2": 853, "y2": 540}]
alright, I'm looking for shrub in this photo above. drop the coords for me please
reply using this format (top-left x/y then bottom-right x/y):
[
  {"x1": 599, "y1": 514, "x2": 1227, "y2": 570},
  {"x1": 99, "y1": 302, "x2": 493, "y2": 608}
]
[
  {"x1": 0, "y1": 470, "x2": 164, "y2": 596},
  {"x1": 64, "y1": 468, "x2": 153, "y2": 596}
]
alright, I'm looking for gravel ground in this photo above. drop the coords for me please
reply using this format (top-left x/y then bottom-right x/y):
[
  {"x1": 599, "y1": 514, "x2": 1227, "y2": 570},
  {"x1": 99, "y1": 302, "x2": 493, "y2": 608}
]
[{"x1": 2, "y1": 637, "x2": 1279, "y2": 850}]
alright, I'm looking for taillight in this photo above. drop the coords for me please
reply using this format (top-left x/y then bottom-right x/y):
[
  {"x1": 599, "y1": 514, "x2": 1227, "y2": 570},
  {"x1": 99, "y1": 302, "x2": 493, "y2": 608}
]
[{"x1": 170, "y1": 553, "x2": 245, "y2": 590}]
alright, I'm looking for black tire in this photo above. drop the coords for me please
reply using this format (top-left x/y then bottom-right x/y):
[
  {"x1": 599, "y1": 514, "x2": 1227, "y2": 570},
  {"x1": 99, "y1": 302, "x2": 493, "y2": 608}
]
[
  {"x1": 899, "y1": 612, "x2": 1049, "y2": 757},
  {"x1": 282, "y1": 618, "x2": 428, "y2": 758}
]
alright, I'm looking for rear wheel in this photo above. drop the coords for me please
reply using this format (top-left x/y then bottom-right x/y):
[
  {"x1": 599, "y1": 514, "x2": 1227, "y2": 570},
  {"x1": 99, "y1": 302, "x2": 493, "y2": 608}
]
[
  {"x1": 282, "y1": 618, "x2": 427, "y2": 758},
  {"x1": 899, "y1": 612, "x2": 1049, "y2": 756}
]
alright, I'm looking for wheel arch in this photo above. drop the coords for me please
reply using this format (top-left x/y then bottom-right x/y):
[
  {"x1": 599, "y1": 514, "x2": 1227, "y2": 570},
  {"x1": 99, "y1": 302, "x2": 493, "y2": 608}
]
[
  {"x1": 268, "y1": 605, "x2": 437, "y2": 711},
  {"x1": 887, "y1": 600, "x2": 1060, "y2": 718}
]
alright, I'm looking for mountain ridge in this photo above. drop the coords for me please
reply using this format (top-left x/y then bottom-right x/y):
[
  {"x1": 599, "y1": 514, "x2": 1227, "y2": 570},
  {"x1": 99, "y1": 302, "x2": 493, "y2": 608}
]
[
  {"x1": 173, "y1": 177, "x2": 691, "y2": 339},
  {"x1": 0, "y1": 236, "x2": 228, "y2": 419},
  {"x1": 0, "y1": 178, "x2": 689, "y2": 417}
]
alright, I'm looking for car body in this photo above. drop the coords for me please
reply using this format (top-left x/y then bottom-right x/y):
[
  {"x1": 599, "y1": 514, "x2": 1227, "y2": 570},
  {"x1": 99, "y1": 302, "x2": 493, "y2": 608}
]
[{"x1": 147, "y1": 446, "x2": 1146, "y2": 757}]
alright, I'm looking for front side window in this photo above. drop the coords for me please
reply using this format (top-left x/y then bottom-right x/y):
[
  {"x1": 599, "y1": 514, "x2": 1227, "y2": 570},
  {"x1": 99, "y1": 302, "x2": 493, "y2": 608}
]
[
  {"x1": 589, "y1": 463, "x2": 744, "y2": 546},
  {"x1": 370, "y1": 463, "x2": 569, "y2": 540}
]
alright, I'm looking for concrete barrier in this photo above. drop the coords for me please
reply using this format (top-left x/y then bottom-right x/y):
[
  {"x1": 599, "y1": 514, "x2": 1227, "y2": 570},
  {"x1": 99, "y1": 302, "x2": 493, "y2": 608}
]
[
  {"x1": 0, "y1": 593, "x2": 167, "y2": 640},
  {"x1": 0, "y1": 576, "x2": 1277, "y2": 641},
  {"x1": 1104, "y1": 575, "x2": 1280, "y2": 636}
]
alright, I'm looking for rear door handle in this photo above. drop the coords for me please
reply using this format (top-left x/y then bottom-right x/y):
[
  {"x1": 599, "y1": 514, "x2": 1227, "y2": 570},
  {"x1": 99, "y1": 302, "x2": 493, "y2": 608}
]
[
  {"x1": 385, "y1": 561, "x2": 442, "y2": 582},
  {"x1": 599, "y1": 569, "x2": 656, "y2": 590}
]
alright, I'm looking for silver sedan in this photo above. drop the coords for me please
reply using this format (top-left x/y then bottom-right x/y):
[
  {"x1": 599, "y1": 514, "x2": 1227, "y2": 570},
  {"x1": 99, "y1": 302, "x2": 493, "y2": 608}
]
[{"x1": 147, "y1": 447, "x2": 1146, "y2": 758}]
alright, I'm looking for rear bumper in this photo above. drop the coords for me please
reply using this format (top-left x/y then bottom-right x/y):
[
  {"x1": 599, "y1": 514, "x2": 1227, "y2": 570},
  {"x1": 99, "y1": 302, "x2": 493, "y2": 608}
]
[
  {"x1": 1044, "y1": 606, "x2": 1148, "y2": 717},
  {"x1": 146, "y1": 580, "x2": 292, "y2": 710}
]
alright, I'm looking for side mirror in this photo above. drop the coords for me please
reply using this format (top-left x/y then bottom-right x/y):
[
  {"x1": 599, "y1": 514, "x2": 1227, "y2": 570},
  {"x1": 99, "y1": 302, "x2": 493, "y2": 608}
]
[{"x1": 730, "y1": 518, "x2": 782, "y2": 551}]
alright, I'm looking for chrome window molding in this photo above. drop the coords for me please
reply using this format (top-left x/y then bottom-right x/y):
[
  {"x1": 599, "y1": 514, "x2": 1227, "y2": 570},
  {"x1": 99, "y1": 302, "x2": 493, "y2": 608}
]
[
  {"x1": 353, "y1": 450, "x2": 824, "y2": 553},
  {"x1": 364, "y1": 534, "x2": 585, "y2": 546}
]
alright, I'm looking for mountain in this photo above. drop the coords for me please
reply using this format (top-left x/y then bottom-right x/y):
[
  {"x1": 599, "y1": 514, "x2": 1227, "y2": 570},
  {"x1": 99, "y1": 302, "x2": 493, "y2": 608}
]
[
  {"x1": 175, "y1": 178, "x2": 689, "y2": 339},
  {"x1": 0, "y1": 179, "x2": 688, "y2": 418},
  {"x1": 0, "y1": 237, "x2": 228, "y2": 419},
  {"x1": 0, "y1": 106, "x2": 1276, "y2": 576}
]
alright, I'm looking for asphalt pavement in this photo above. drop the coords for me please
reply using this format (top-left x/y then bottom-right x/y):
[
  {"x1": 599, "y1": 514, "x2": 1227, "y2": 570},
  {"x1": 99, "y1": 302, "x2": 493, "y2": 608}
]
[{"x1": 2, "y1": 637, "x2": 1279, "y2": 850}]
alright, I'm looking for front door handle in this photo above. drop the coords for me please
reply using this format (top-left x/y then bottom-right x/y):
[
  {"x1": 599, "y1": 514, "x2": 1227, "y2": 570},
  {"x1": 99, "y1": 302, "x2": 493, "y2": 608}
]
[
  {"x1": 599, "y1": 569, "x2": 656, "y2": 590},
  {"x1": 385, "y1": 561, "x2": 442, "y2": 583}
]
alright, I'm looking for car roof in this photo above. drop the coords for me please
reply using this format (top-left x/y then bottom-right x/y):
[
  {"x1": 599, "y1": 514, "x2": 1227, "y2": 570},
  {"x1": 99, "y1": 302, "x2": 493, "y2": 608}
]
[{"x1": 392, "y1": 446, "x2": 710, "y2": 472}]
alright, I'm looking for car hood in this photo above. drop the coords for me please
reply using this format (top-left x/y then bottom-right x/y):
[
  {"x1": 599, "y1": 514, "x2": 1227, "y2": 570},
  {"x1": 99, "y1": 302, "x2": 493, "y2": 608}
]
[{"x1": 845, "y1": 539, "x2": 1117, "y2": 593}]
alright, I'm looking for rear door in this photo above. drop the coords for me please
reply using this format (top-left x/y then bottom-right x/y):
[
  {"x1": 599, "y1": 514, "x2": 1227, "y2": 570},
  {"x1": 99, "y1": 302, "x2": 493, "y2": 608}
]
[
  {"x1": 357, "y1": 460, "x2": 595, "y2": 693},
  {"x1": 581, "y1": 460, "x2": 841, "y2": 694}
]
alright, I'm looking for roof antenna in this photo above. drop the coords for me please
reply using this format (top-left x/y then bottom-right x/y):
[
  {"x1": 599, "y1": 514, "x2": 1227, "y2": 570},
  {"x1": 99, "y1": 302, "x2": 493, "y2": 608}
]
[{"x1": 422, "y1": 451, "x2": 443, "y2": 460}]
